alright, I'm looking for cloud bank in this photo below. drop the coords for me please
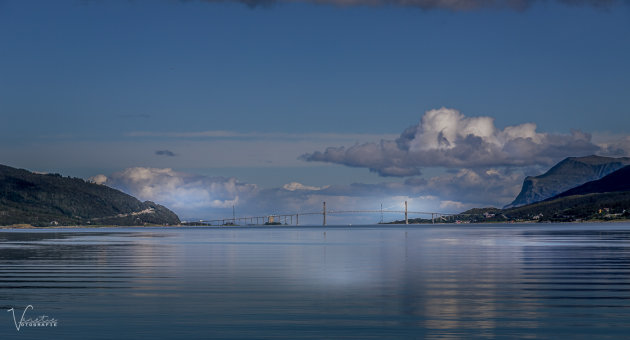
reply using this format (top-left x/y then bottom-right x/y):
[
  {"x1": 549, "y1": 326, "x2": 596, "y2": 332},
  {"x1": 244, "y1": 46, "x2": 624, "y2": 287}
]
[
  {"x1": 302, "y1": 108, "x2": 602, "y2": 176},
  {"x1": 90, "y1": 168, "x2": 258, "y2": 213},
  {"x1": 88, "y1": 107, "x2": 630, "y2": 220},
  {"x1": 282, "y1": 182, "x2": 329, "y2": 191},
  {"x1": 90, "y1": 165, "x2": 525, "y2": 221}
]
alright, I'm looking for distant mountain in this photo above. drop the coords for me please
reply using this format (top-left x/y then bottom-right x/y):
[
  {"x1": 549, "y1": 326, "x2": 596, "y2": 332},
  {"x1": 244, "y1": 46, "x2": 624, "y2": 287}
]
[
  {"x1": 390, "y1": 190, "x2": 630, "y2": 224},
  {"x1": 488, "y1": 165, "x2": 630, "y2": 222},
  {"x1": 550, "y1": 165, "x2": 630, "y2": 199},
  {"x1": 505, "y1": 155, "x2": 630, "y2": 208},
  {"x1": 391, "y1": 162, "x2": 630, "y2": 224},
  {"x1": 0, "y1": 164, "x2": 180, "y2": 227},
  {"x1": 501, "y1": 191, "x2": 630, "y2": 222}
]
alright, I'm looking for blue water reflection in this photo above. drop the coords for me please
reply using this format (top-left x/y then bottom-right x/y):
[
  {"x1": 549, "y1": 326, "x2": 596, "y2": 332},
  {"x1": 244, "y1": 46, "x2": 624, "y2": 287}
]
[{"x1": 1, "y1": 224, "x2": 630, "y2": 339}]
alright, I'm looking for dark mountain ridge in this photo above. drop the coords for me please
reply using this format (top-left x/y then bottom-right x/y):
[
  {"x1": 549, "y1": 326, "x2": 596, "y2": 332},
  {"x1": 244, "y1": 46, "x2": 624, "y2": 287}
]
[
  {"x1": 394, "y1": 158, "x2": 630, "y2": 224},
  {"x1": 480, "y1": 165, "x2": 630, "y2": 222},
  {"x1": 0, "y1": 164, "x2": 180, "y2": 226},
  {"x1": 549, "y1": 165, "x2": 630, "y2": 199},
  {"x1": 505, "y1": 155, "x2": 630, "y2": 208},
  {"x1": 503, "y1": 191, "x2": 630, "y2": 222}
]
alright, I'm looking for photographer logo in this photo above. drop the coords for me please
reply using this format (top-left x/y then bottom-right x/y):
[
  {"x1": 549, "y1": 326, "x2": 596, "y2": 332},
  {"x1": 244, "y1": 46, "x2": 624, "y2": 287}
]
[{"x1": 6, "y1": 305, "x2": 58, "y2": 331}]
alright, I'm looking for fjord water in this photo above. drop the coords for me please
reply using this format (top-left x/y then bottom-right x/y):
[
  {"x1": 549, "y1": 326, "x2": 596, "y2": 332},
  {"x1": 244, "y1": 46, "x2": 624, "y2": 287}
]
[{"x1": 2, "y1": 224, "x2": 630, "y2": 339}]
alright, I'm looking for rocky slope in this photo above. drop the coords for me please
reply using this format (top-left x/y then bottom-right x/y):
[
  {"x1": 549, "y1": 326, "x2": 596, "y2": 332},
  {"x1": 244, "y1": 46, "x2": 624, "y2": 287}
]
[
  {"x1": 505, "y1": 155, "x2": 630, "y2": 208},
  {"x1": 0, "y1": 164, "x2": 180, "y2": 226},
  {"x1": 550, "y1": 165, "x2": 630, "y2": 199}
]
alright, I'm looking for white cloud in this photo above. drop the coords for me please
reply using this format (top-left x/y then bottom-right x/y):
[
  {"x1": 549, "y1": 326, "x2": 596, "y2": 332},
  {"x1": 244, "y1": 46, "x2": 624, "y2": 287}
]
[
  {"x1": 439, "y1": 200, "x2": 467, "y2": 210},
  {"x1": 421, "y1": 168, "x2": 524, "y2": 206},
  {"x1": 282, "y1": 182, "x2": 329, "y2": 191},
  {"x1": 595, "y1": 135, "x2": 630, "y2": 157},
  {"x1": 94, "y1": 167, "x2": 258, "y2": 213},
  {"x1": 302, "y1": 108, "x2": 603, "y2": 176},
  {"x1": 92, "y1": 166, "x2": 494, "y2": 221},
  {"x1": 88, "y1": 174, "x2": 108, "y2": 185},
  {"x1": 407, "y1": 109, "x2": 542, "y2": 151}
]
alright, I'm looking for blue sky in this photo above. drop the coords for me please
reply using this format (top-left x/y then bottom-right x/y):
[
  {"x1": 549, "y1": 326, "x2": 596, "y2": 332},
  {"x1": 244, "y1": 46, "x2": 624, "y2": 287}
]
[{"x1": 1, "y1": 0, "x2": 629, "y2": 222}]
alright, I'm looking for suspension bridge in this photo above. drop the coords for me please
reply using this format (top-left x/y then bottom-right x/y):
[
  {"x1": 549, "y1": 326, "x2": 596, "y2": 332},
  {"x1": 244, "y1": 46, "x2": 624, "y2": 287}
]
[{"x1": 184, "y1": 201, "x2": 458, "y2": 226}]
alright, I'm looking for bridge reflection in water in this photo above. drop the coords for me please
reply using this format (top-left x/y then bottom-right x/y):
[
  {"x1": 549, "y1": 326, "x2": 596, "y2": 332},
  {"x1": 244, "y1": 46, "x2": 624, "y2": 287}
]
[{"x1": 186, "y1": 201, "x2": 456, "y2": 226}]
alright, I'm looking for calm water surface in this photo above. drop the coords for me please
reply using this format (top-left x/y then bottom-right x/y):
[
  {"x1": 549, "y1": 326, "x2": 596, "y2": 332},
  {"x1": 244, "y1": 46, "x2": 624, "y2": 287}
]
[{"x1": 2, "y1": 224, "x2": 630, "y2": 339}]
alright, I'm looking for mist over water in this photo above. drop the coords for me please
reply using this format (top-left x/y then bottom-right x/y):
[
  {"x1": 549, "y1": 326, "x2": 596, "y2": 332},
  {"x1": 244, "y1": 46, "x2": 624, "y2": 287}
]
[{"x1": 1, "y1": 224, "x2": 630, "y2": 339}]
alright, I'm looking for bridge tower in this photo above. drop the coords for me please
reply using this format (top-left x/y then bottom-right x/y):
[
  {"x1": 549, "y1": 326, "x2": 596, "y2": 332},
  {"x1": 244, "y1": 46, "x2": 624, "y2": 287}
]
[
  {"x1": 405, "y1": 201, "x2": 408, "y2": 225},
  {"x1": 323, "y1": 201, "x2": 327, "y2": 226}
]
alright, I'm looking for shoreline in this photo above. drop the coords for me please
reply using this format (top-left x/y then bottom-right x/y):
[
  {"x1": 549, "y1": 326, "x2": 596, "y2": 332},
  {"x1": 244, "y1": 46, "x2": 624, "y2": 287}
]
[
  {"x1": 2, "y1": 219, "x2": 630, "y2": 230},
  {"x1": 0, "y1": 224, "x2": 180, "y2": 229}
]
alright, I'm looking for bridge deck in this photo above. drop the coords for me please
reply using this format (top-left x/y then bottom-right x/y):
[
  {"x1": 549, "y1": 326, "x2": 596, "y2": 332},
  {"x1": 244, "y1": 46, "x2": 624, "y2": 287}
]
[{"x1": 184, "y1": 205, "x2": 460, "y2": 226}]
